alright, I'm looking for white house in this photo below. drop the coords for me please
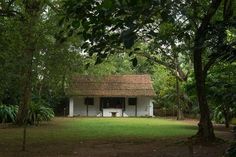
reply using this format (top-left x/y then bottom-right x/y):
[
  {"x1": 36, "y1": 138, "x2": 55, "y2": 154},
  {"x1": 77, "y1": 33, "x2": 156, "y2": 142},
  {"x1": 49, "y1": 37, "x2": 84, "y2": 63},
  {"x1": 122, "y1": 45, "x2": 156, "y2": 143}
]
[{"x1": 66, "y1": 74, "x2": 156, "y2": 117}]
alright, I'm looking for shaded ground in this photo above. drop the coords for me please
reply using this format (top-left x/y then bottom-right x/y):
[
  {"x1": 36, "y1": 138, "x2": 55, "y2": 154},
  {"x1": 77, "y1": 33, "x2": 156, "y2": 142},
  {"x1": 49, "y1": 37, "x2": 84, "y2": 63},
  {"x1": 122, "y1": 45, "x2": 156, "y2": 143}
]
[
  {"x1": 0, "y1": 118, "x2": 233, "y2": 157},
  {"x1": 0, "y1": 136, "x2": 232, "y2": 157}
]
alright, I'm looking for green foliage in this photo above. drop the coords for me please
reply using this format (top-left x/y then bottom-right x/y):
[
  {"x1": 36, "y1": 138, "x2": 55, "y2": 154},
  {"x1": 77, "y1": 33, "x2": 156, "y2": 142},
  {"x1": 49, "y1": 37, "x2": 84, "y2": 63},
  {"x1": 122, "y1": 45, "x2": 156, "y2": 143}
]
[
  {"x1": 0, "y1": 104, "x2": 18, "y2": 123},
  {"x1": 212, "y1": 106, "x2": 225, "y2": 124},
  {"x1": 225, "y1": 141, "x2": 236, "y2": 157},
  {"x1": 0, "y1": 0, "x2": 235, "y2": 130},
  {"x1": 185, "y1": 62, "x2": 236, "y2": 121},
  {"x1": 207, "y1": 63, "x2": 236, "y2": 124},
  {"x1": 232, "y1": 118, "x2": 236, "y2": 125},
  {"x1": 0, "y1": 102, "x2": 54, "y2": 125},
  {"x1": 152, "y1": 65, "x2": 176, "y2": 110},
  {"x1": 0, "y1": 17, "x2": 22, "y2": 105},
  {"x1": 83, "y1": 53, "x2": 134, "y2": 75},
  {"x1": 27, "y1": 102, "x2": 54, "y2": 126}
]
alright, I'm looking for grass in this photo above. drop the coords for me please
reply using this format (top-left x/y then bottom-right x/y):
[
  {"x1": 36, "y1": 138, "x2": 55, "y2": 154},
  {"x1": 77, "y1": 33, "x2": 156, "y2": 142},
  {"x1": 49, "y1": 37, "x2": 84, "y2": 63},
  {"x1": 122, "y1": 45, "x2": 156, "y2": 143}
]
[
  {"x1": 65, "y1": 118, "x2": 197, "y2": 140},
  {"x1": 0, "y1": 117, "x2": 197, "y2": 144},
  {"x1": 0, "y1": 118, "x2": 232, "y2": 157}
]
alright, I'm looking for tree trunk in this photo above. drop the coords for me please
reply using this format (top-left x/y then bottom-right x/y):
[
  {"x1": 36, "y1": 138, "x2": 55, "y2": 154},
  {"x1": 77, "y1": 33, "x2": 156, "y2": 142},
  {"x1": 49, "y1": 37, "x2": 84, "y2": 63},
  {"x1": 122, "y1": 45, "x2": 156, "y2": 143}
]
[
  {"x1": 223, "y1": 105, "x2": 230, "y2": 128},
  {"x1": 16, "y1": 0, "x2": 42, "y2": 125},
  {"x1": 14, "y1": 0, "x2": 43, "y2": 151},
  {"x1": 193, "y1": 36, "x2": 215, "y2": 141},
  {"x1": 177, "y1": 109, "x2": 184, "y2": 120},
  {"x1": 176, "y1": 76, "x2": 184, "y2": 120},
  {"x1": 225, "y1": 115, "x2": 230, "y2": 128},
  {"x1": 193, "y1": 36, "x2": 216, "y2": 142},
  {"x1": 192, "y1": 0, "x2": 223, "y2": 142},
  {"x1": 16, "y1": 52, "x2": 33, "y2": 125}
]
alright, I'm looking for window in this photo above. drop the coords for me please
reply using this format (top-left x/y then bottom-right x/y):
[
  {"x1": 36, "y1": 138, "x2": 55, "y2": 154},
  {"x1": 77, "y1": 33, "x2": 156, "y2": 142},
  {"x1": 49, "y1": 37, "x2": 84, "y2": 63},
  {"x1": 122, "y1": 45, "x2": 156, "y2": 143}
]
[
  {"x1": 84, "y1": 97, "x2": 94, "y2": 105},
  {"x1": 128, "y1": 98, "x2": 137, "y2": 106},
  {"x1": 100, "y1": 97, "x2": 125, "y2": 110}
]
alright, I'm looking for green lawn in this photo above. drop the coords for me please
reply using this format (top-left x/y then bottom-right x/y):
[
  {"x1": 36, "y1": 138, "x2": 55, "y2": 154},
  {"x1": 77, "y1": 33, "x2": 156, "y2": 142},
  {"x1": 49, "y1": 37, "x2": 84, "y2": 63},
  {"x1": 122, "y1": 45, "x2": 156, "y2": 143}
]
[{"x1": 0, "y1": 117, "x2": 197, "y2": 144}]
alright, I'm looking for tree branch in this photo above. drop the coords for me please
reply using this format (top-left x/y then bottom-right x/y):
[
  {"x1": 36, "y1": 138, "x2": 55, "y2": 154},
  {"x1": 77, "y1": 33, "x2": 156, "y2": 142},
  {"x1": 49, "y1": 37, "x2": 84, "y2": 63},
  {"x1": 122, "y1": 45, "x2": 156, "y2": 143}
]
[
  {"x1": 203, "y1": 56, "x2": 218, "y2": 79},
  {"x1": 137, "y1": 52, "x2": 188, "y2": 81},
  {"x1": 197, "y1": 0, "x2": 222, "y2": 37},
  {"x1": 45, "y1": 0, "x2": 62, "y2": 13},
  {"x1": 176, "y1": 64, "x2": 188, "y2": 81},
  {"x1": 0, "y1": 9, "x2": 24, "y2": 19}
]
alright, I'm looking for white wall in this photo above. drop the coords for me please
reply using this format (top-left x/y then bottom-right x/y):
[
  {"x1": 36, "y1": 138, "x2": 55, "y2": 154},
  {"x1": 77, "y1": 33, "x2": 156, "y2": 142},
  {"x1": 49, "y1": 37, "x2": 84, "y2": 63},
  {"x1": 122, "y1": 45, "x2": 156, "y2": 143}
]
[
  {"x1": 137, "y1": 97, "x2": 151, "y2": 116},
  {"x1": 124, "y1": 97, "x2": 153, "y2": 117},
  {"x1": 149, "y1": 100, "x2": 154, "y2": 117},
  {"x1": 73, "y1": 96, "x2": 100, "y2": 116},
  {"x1": 124, "y1": 98, "x2": 135, "y2": 116},
  {"x1": 69, "y1": 96, "x2": 153, "y2": 117}
]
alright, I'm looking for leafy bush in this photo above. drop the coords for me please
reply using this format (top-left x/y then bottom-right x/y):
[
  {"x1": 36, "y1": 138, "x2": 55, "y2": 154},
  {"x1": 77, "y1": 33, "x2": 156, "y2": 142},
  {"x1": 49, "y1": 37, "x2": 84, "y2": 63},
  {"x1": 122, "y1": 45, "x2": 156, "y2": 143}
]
[
  {"x1": 212, "y1": 105, "x2": 235, "y2": 124},
  {"x1": 212, "y1": 105, "x2": 225, "y2": 124},
  {"x1": 0, "y1": 102, "x2": 54, "y2": 125},
  {"x1": 225, "y1": 142, "x2": 236, "y2": 157},
  {"x1": 0, "y1": 104, "x2": 18, "y2": 123},
  {"x1": 27, "y1": 102, "x2": 54, "y2": 125}
]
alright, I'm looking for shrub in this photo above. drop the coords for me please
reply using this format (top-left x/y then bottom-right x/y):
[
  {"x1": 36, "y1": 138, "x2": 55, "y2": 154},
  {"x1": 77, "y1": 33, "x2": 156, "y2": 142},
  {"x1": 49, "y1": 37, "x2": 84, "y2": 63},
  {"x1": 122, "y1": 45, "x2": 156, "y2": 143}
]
[
  {"x1": 225, "y1": 142, "x2": 236, "y2": 157},
  {"x1": 27, "y1": 102, "x2": 54, "y2": 125},
  {"x1": 212, "y1": 106, "x2": 225, "y2": 124},
  {"x1": 212, "y1": 105, "x2": 235, "y2": 124},
  {"x1": 0, "y1": 104, "x2": 18, "y2": 123},
  {"x1": 0, "y1": 102, "x2": 54, "y2": 125}
]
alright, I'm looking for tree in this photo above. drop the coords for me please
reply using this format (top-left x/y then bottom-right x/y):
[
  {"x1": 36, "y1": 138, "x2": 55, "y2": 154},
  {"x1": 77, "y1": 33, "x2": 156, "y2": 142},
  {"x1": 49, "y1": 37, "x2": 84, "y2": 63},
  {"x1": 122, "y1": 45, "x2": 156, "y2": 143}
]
[
  {"x1": 63, "y1": 0, "x2": 236, "y2": 141},
  {"x1": 136, "y1": 33, "x2": 192, "y2": 120},
  {"x1": 0, "y1": 0, "x2": 85, "y2": 150},
  {"x1": 0, "y1": 0, "x2": 70, "y2": 124},
  {"x1": 0, "y1": 0, "x2": 47, "y2": 151},
  {"x1": 191, "y1": 0, "x2": 235, "y2": 141},
  {"x1": 207, "y1": 63, "x2": 236, "y2": 128},
  {"x1": 0, "y1": 15, "x2": 22, "y2": 105}
]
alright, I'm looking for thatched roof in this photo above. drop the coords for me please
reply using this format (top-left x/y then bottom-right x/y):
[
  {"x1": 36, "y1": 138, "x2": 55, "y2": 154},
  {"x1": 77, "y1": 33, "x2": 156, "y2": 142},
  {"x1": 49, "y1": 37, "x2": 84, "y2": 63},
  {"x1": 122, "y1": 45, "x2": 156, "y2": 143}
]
[{"x1": 66, "y1": 74, "x2": 156, "y2": 97}]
